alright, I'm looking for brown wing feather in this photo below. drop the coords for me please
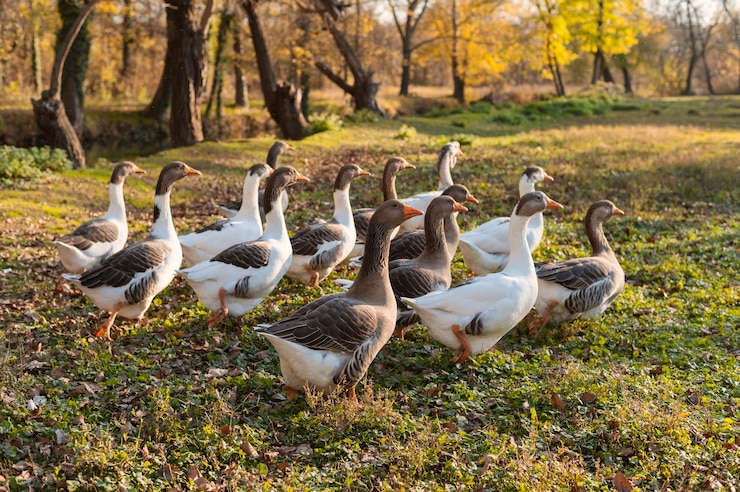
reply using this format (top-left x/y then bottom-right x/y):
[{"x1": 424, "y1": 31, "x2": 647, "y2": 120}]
[{"x1": 58, "y1": 219, "x2": 119, "y2": 250}]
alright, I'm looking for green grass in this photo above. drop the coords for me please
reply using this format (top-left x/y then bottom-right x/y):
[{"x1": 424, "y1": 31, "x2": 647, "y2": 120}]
[{"x1": 0, "y1": 95, "x2": 739, "y2": 490}]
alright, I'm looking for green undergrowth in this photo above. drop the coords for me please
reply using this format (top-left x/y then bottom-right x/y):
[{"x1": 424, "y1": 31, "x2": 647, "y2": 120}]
[{"x1": 0, "y1": 96, "x2": 738, "y2": 490}]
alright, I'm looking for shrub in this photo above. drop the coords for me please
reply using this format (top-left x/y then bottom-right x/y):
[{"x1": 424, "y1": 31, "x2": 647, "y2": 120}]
[
  {"x1": 306, "y1": 112, "x2": 343, "y2": 135},
  {"x1": 0, "y1": 146, "x2": 72, "y2": 186},
  {"x1": 345, "y1": 109, "x2": 380, "y2": 124},
  {"x1": 393, "y1": 124, "x2": 417, "y2": 140}
]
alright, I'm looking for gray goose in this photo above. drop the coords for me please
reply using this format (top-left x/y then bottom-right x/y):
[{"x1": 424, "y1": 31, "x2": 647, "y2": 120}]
[
  {"x1": 219, "y1": 141, "x2": 293, "y2": 218},
  {"x1": 63, "y1": 162, "x2": 201, "y2": 340},
  {"x1": 388, "y1": 184, "x2": 478, "y2": 262},
  {"x1": 286, "y1": 164, "x2": 370, "y2": 287},
  {"x1": 390, "y1": 195, "x2": 469, "y2": 339},
  {"x1": 348, "y1": 157, "x2": 415, "y2": 260},
  {"x1": 54, "y1": 161, "x2": 145, "y2": 289},
  {"x1": 256, "y1": 199, "x2": 423, "y2": 402},
  {"x1": 528, "y1": 200, "x2": 625, "y2": 336}
]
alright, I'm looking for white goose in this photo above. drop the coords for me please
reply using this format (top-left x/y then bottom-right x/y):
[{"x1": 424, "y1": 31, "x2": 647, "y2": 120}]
[
  {"x1": 178, "y1": 167, "x2": 310, "y2": 328},
  {"x1": 398, "y1": 141, "x2": 463, "y2": 233},
  {"x1": 179, "y1": 163, "x2": 272, "y2": 266},
  {"x1": 54, "y1": 161, "x2": 145, "y2": 288},
  {"x1": 459, "y1": 166, "x2": 554, "y2": 275},
  {"x1": 256, "y1": 200, "x2": 423, "y2": 402},
  {"x1": 219, "y1": 141, "x2": 293, "y2": 218},
  {"x1": 286, "y1": 164, "x2": 370, "y2": 287},
  {"x1": 401, "y1": 191, "x2": 563, "y2": 363},
  {"x1": 63, "y1": 162, "x2": 202, "y2": 340},
  {"x1": 528, "y1": 200, "x2": 625, "y2": 336},
  {"x1": 348, "y1": 157, "x2": 415, "y2": 260}
]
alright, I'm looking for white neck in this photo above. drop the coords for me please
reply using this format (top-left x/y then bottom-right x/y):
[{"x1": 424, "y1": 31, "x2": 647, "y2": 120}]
[
  {"x1": 262, "y1": 193, "x2": 289, "y2": 240},
  {"x1": 105, "y1": 182, "x2": 127, "y2": 220},
  {"x1": 437, "y1": 158, "x2": 455, "y2": 190},
  {"x1": 150, "y1": 193, "x2": 177, "y2": 241},
  {"x1": 518, "y1": 177, "x2": 535, "y2": 197},
  {"x1": 333, "y1": 188, "x2": 354, "y2": 229},
  {"x1": 503, "y1": 214, "x2": 535, "y2": 276},
  {"x1": 234, "y1": 174, "x2": 263, "y2": 224}
]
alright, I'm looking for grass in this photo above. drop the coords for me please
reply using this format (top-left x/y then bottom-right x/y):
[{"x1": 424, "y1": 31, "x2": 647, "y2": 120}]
[{"x1": 1, "y1": 95, "x2": 739, "y2": 490}]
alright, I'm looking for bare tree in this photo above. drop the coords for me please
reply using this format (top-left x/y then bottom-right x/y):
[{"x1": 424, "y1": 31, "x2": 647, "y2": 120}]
[
  {"x1": 31, "y1": 0, "x2": 98, "y2": 169},
  {"x1": 310, "y1": 0, "x2": 386, "y2": 116},
  {"x1": 241, "y1": 0, "x2": 307, "y2": 139},
  {"x1": 233, "y1": 20, "x2": 248, "y2": 108},
  {"x1": 388, "y1": 0, "x2": 430, "y2": 96},
  {"x1": 722, "y1": 0, "x2": 740, "y2": 92}
]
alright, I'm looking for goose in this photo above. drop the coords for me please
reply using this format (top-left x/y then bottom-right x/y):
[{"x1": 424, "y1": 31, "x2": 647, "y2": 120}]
[
  {"x1": 54, "y1": 161, "x2": 145, "y2": 289},
  {"x1": 219, "y1": 141, "x2": 293, "y2": 218},
  {"x1": 255, "y1": 200, "x2": 424, "y2": 402},
  {"x1": 388, "y1": 184, "x2": 478, "y2": 262},
  {"x1": 401, "y1": 191, "x2": 563, "y2": 363},
  {"x1": 528, "y1": 200, "x2": 625, "y2": 336},
  {"x1": 398, "y1": 141, "x2": 463, "y2": 233},
  {"x1": 348, "y1": 157, "x2": 415, "y2": 260},
  {"x1": 178, "y1": 167, "x2": 310, "y2": 328},
  {"x1": 458, "y1": 166, "x2": 553, "y2": 275},
  {"x1": 286, "y1": 164, "x2": 371, "y2": 287},
  {"x1": 63, "y1": 162, "x2": 202, "y2": 340},
  {"x1": 390, "y1": 195, "x2": 469, "y2": 339},
  {"x1": 179, "y1": 163, "x2": 272, "y2": 266}
]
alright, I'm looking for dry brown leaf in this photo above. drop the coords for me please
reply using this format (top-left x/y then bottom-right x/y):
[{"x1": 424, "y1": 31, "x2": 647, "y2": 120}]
[
  {"x1": 613, "y1": 471, "x2": 633, "y2": 491},
  {"x1": 441, "y1": 422, "x2": 459, "y2": 433},
  {"x1": 580, "y1": 392, "x2": 597, "y2": 405},
  {"x1": 241, "y1": 441, "x2": 258, "y2": 457},
  {"x1": 550, "y1": 392, "x2": 566, "y2": 412}
]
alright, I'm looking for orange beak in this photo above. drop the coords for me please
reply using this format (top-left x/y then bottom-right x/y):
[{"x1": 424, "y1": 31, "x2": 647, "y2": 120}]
[
  {"x1": 359, "y1": 168, "x2": 373, "y2": 177},
  {"x1": 543, "y1": 172, "x2": 554, "y2": 182},
  {"x1": 453, "y1": 202, "x2": 468, "y2": 213},
  {"x1": 546, "y1": 198, "x2": 564, "y2": 211},
  {"x1": 295, "y1": 171, "x2": 311, "y2": 183},
  {"x1": 403, "y1": 162, "x2": 416, "y2": 170},
  {"x1": 185, "y1": 165, "x2": 202, "y2": 177},
  {"x1": 133, "y1": 165, "x2": 146, "y2": 175},
  {"x1": 286, "y1": 144, "x2": 295, "y2": 151},
  {"x1": 403, "y1": 204, "x2": 424, "y2": 219},
  {"x1": 466, "y1": 193, "x2": 480, "y2": 204},
  {"x1": 613, "y1": 207, "x2": 625, "y2": 216}
]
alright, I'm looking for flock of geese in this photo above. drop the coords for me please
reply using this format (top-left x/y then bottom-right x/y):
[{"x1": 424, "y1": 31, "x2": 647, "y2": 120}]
[{"x1": 54, "y1": 141, "x2": 625, "y2": 402}]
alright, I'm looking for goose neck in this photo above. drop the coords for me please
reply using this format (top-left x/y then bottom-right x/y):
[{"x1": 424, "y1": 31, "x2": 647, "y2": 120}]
[
  {"x1": 150, "y1": 192, "x2": 176, "y2": 241},
  {"x1": 107, "y1": 182, "x2": 127, "y2": 220},
  {"x1": 235, "y1": 175, "x2": 262, "y2": 222},
  {"x1": 333, "y1": 188, "x2": 354, "y2": 227},
  {"x1": 503, "y1": 214, "x2": 535, "y2": 275}
]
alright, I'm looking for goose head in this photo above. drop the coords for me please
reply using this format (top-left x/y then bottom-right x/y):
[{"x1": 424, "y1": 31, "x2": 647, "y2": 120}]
[
  {"x1": 155, "y1": 161, "x2": 202, "y2": 195},
  {"x1": 442, "y1": 184, "x2": 479, "y2": 205},
  {"x1": 335, "y1": 164, "x2": 372, "y2": 191},
  {"x1": 515, "y1": 191, "x2": 563, "y2": 218},
  {"x1": 267, "y1": 141, "x2": 294, "y2": 168},
  {"x1": 110, "y1": 161, "x2": 145, "y2": 184}
]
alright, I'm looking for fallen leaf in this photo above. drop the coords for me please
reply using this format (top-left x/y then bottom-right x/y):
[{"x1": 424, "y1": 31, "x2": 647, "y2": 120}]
[
  {"x1": 219, "y1": 425, "x2": 232, "y2": 436},
  {"x1": 580, "y1": 392, "x2": 597, "y2": 404},
  {"x1": 550, "y1": 392, "x2": 566, "y2": 412},
  {"x1": 262, "y1": 451, "x2": 279, "y2": 463},
  {"x1": 613, "y1": 471, "x2": 633, "y2": 491},
  {"x1": 71, "y1": 415, "x2": 85, "y2": 425},
  {"x1": 441, "y1": 422, "x2": 459, "y2": 433},
  {"x1": 241, "y1": 442, "x2": 258, "y2": 457},
  {"x1": 159, "y1": 464, "x2": 179, "y2": 481},
  {"x1": 277, "y1": 446, "x2": 296, "y2": 455},
  {"x1": 618, "y1": 447, "x2": 634, "y2": 457},
  {"x1": 50, "y1": 367, "x2": 65, "y2": 380},
  {"x1": 477, "y1": 454, "x2": 493, "y2": 476}
]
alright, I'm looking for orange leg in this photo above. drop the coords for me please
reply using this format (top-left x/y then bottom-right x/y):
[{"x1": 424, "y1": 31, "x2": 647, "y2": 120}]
[
  {"x1": 206, "y1": 287, "x2": 228, "y2": 328},
  {"x1": 305, "y1": 265, "x2": 320, "y2": 288},
  {"x1": 55, "y1": 268, "x2": 70, "y2": 292},
  {"x1": 346, "y1": 386, "x2": 358, "y2": 405},
  {"x1": 451, "y1": 324, "x2": 472, "y2": 364},
  {"x1": 393, "y1": 325, "x2": 408, "y2": 340},
  {"x1": 284, "y1": 385, "x2": 299, "y2": 403},
  {"x1": 528, "y1": 300, "x2": 558, "y2": 338},
  {"x1": 95, "y1": 303, "x2": 122, "y2": 340}
]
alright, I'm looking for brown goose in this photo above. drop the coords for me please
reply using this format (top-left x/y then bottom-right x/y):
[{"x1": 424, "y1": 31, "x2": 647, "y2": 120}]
[
  {"x1": 256, "y1": 199, "x2": 423, "y2": 402},
  {"x1": 219, "y1": 141, "x2": 293, "y2": 218},
  {"x1": 528, "y1": 200, "x2": 625, "y2": 336},
  {"x1": 63, "y1": 162, "x2": 201, "y2": 340},
  {"x1": 54, "y1": 161, "x2": 145, "y2": 289},
  {"x1": 390, "y1": 195, "x2": 469, "y2": 339},
  {"x1": 348, "y1": 157, "x2": 415, "y2": 260},
  {"x1": 286, "y1": 164, "x2": 370, "y2": 287},
  {"x1": 389, "y1": 184, "x2": 478, "y2": 262}
]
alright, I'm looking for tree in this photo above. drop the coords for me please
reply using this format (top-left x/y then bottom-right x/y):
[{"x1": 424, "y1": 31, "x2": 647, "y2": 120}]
[
  {"x1": 206, "y1": 9, "x2": 234, "y2": 121},
  {"x1": 241, "y1": 0, "x2": 307, "y2": 139},
  {"x1": 166, "y1": 0, "x2": 213, "y2": 148},
  {"x1": 722, "y1": 0, "x2": 740, "y2": 92},
  {"x1": 56, "y1": 0, "x2": 95, "y2": 138},
  {"x1": 233, "y1": 19, "x2": 248, "y2": 108},
  {"x1": 388, "y1": 0, "x2": 431, "y2": 96},
  {"x1": 311, "y1": 0, "x2": 387, "y2": 116},
  {"x1": 31, "y1": 0, "x2": 98, "y2": 168},
  {"x1": 530, "y1": 0, "x2": 573, "y2": 96}
]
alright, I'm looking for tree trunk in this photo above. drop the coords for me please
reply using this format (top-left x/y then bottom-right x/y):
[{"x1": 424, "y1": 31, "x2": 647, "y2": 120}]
[
  {"x1": 722, "y1": 0, "x2": 740, "y2": 93},
  {"x1": 546, "y1": 46, "x2": 566, "y2": 97},
  {"x1": 32, "y1": 27, "x2": 43, "y2": 92},
  {"x1": 32, "y1": 0, "x2": 98, "y2": 169},
  {"x1": 56, "y1": 0, "x2": 93, "y2": 138},
  {"x1": 389, "y1": 0, "x2": 429, "y2": 97},
  {"x1": 121, "y1": 0, "x2": 133, "y2": 76},
  {"x1": 206, "y1": 10, "x2": 232, "y2": 120},
  {"x1": 312, "y1": 0, "x2": 386, "y2": 116},
  {"x1": 682, "y1": 1, "x2": 698, "y2": 96},
  {"x1": 166, "y1": 0, "x2": 212, "y2": 148},
  {"x1": 233, "y1": 24, "x2": 247, "y2": 108},
  {"x1": 241, "y1": 0, "x2": 306, "y2": 139},
  {"x1": 451, "y1": 0, "x2": 464, "y2": 104},
  {"x1": 399, "y1": 44, "x2": 411, "y2": 96},
  {"x1": 142, "y1": 49, "x2": 172, "y2": 122},
  {"x1": 622, "y1": 66, "x2": 632, "y2": 93}
]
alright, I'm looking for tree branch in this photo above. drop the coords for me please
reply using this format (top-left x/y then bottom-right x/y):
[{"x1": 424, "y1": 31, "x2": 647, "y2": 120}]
[
  {"x1": 50, "y1": 0, "x2": 99, "y2": 97},
  {"x1": 200, "y1": 0, "x2": 214, "y2": 32},
  {"x1": 315, "y1": 61, "x2": 353, "y2": 93}
]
